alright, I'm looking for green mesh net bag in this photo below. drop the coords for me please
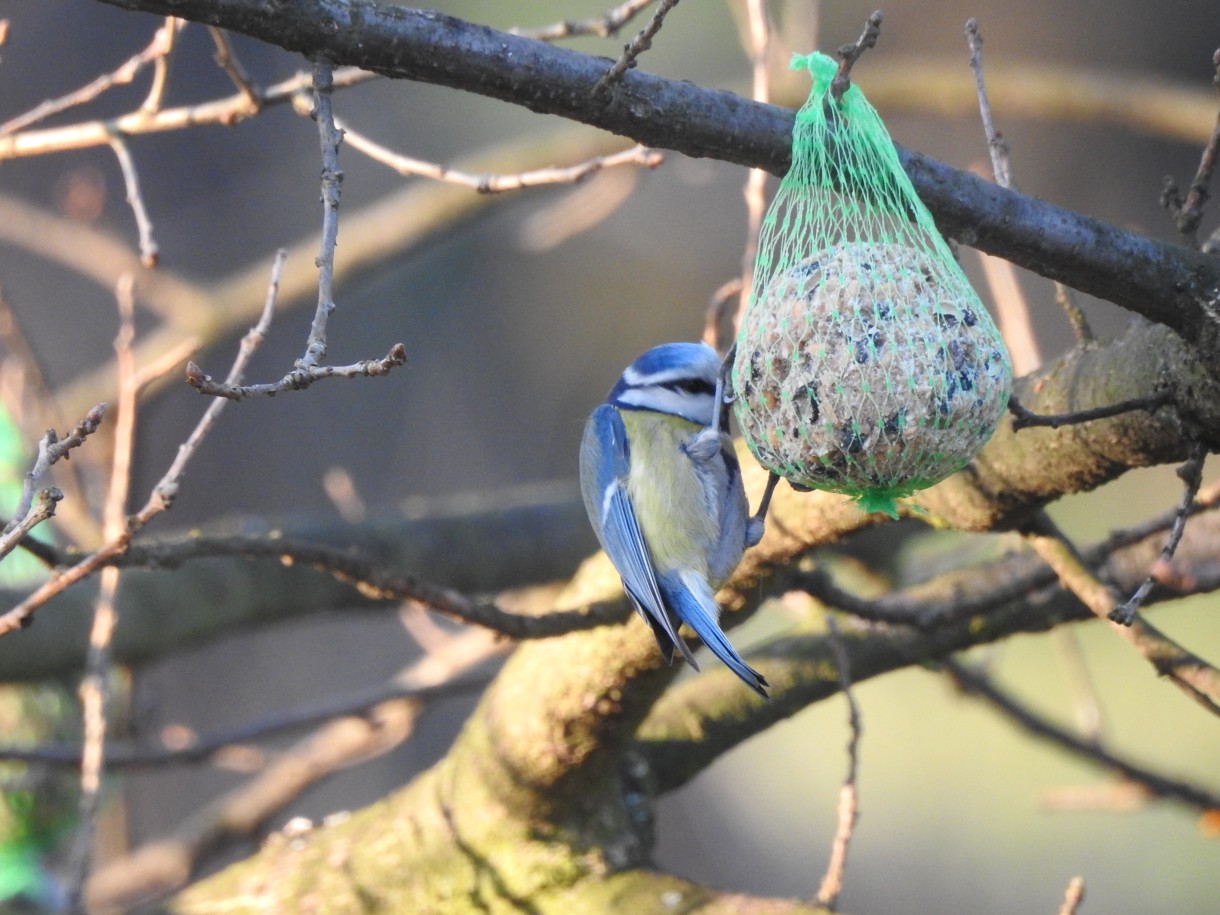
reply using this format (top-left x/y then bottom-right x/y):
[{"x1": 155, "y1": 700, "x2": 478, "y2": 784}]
[{"x1": 731, "y1": 52, "x2": 1012, "y2": 518}]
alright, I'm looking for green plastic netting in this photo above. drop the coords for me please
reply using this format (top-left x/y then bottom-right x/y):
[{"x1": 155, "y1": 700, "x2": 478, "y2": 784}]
[{"x1": 731, "y1": 52, "x2": 1013, "y2": 518}]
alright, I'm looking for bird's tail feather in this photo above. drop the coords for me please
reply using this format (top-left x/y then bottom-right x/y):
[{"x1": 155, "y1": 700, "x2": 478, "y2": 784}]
[{"x1": 660, "y1": 573, "x2": 769, "y2": 698}]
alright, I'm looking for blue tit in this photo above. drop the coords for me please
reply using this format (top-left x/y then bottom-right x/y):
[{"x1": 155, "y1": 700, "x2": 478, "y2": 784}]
[{"x1": 579, "y1": 342, "x2": 769, "y2": 697}]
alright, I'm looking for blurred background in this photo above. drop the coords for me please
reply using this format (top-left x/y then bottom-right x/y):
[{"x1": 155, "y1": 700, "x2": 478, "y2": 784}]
[{"x1": 1, "y1": 1, "x2": 1218, "y2": 912}]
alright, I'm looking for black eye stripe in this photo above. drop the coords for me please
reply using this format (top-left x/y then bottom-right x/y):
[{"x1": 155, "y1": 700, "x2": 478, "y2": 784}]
[{"x1": 666, "y1": 378, "x2": 715, "y2": 396}]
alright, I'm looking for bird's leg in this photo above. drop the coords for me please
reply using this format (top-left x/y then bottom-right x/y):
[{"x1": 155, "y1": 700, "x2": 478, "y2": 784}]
[
  {"x1": 745, "y1": 472, "x2": 781, "y2": 547},
  {"x1": 711, "y1": 342, "x2": 737, "y2": 432},
  {"x1": 686, "y1": 344, "x2": 737, "y2": 462}
]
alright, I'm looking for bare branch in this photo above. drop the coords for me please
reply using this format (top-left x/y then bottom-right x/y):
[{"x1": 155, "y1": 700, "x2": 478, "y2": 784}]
[
  {"x1": 945, "y1": 658, "x2": 1220, "y2": 812},
  {"x1": 731, "y1": 0, "x2": 771, "y2": 345},
  {"x1": 0, "y1": 253, "x2": 284, "y2": 637},
  {"x1": 1021, "y1": 512, "x2": 1220, "y2": 715},
  {"x1": 83, "y1": 627, "x2": 502, "y2": 912},
  {"x1": 1058, "y1": 877, "x2": 1086, "y2": 915},
  {"x1": 0, "y1": 662, "x2": 495, "y2": 770},
  {"x1": 208, "y1": 26, "x2": 259, "y2": 106},
  {"x1": 594, "y1": 0, "x2": 681, "y2": 96},
  {"x1": 830, "y1": 10, "x2": 883, "y2": 102},
  {"x1": 512, "y1": 0, "x2": 658, "y2": 42},
  {"x1": 1008, "y1": 389, "x2": 1174, "y2": 431},
  {"x1": 1111, "y1": 441, "x2": 1207, "y2": 623},
  {"x1": 338, "y1": 122, "x2": 663, "y2": 192},
  {"x1": 84, "y1": 0, "x2": 1220, "y2": 361},
  {"x1": 638, "y1": 504, "x2": 1220, "y2": 792},
  {"x1": 0, "y1": 17, "x2": 183, "y2": 135},
  {"x1": 110, "y1": 532, "x2": 628, "y2": 638},
  {"x1": 66, "y1": 274, "x2": 140, "y2": 911},
  {"x1": 0, "y1": 404, "x2": 107, "y2": 562},
  {"x1": 1164, "y1": 48, "x2": 1220, "y2": 245},
  {"x1": 108, "y1": 134, "x2": 159, "y2": 267},
  {"x1": 815, "y1": 618, "x2": 862, "y2": 912}
]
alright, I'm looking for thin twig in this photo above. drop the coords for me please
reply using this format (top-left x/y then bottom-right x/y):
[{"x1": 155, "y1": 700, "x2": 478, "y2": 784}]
[
  {"x1": 0, "y1": 668, "x2": 494, "y2": 770},
  {"x1": 593, "y1": 0, "x2": 681, "y2": 97},
  {"x1": 1111, "y1": 441, "x2": 1207, "y2": 624},
  {"x1": 185, "y1": 73, "x2": 412, "y2": 400},
  {"x1": 1050, "y1": 628, "x2": 1104, "y2": 742},
  {"x1": 66, "y1": 274, "x2": 140, "y2": 912},
  {"x1": 830, "y1": 10, "x2": 883, "y2": 102},
  {"x1": 0, "y1": 488, "x2": 62, "y2": 562},
  {"x1": 733, "y1": 0, "x2": 772, "y2": 345},
  {"x1": 207, "y1": 26, "x2": 259, "y2": 108},
  {"x1": 338, "y1": 122, "x2": 663, "y2": 192},
  {"x1": 965, "y1": 19, "x2": 1012, "y2": 188},
  {"x1": 0, "y1": 18, "x2": 184, "y2": 136},
  {"x1": 108, "y1": 134, "x2": 159, "y2": 267},
  {"x1": 512, "y1": 0, "x2": 658, "y2": 41},
  {"x1": 1055, "y1": 282, "x2": 1094, "y2": 344},
  {"x1": 815, "y1": 617, "x2": 862, "y2": 912},
  {"x1": 966, "y1": 18, "x2": 1042, "y2": 373},
  {"x1": 139, "y1": 17, "x2": 178, "y2": 114},
  {"x1": 302, "y1": 58, "x2": 343, "y2": 370},
  {"x1": 185, "y1": 343, "x2": 406, "y2": 400},
  {"x1": 1058, "y1": 876, "x2": 1086, "y2": 915},
  {"x1": 0, "y1": 404, "x2": 107, "y2": 560},
  {"x1": 1007, "y1": 389, "x2": 1173, "y2": 431},
  {"x1": 108, "y1": 531, "x2": 629, "y2": 638},
  {"x1": 1167, "y1": 48, "x2": 1220, "y2": 245},
  {"x1": 0, "y1": 254, "x2": 286, "y2": 637},
  {"x1": 83, "y1": 627, "x2": 503, "y2": 912},
  {"x1": 1021, "y1": 512, "x2": 1220, "y2": 716},
  {"x1": 945, "y1": 658, "x2": 1220, "y2": 811},
  {"x1": 0, "y1": 285, "x2": 100, "y2": 546},
  {"x1": 0, "y1": 61, "x2": 372, "y2": 161},
  {"x1": 703, "y1": 277, "x2": 742, "y2": 353}
]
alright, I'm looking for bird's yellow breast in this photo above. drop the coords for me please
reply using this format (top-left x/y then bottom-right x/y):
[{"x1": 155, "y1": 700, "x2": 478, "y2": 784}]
[{"x1": 618, "y1": 410, "x2": 718, "y2": 576}]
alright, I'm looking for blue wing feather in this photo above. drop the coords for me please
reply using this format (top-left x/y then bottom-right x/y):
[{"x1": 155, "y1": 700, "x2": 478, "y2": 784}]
[
  {"x1": 659, "y1": 571, "x2": 769, "y2": 698},
  {"x1": 580, "y1": 405, "x2": 699, "y2": 668}
]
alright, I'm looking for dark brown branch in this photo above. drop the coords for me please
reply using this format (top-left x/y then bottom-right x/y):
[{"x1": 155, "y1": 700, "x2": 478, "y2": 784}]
[
  {"x1": 831, "y1": 10, "x2": 883, "y2": 102},
  {"x1": 512, "y1": 0, "x2": 658, "y2": 42},
  {"x1": 944, "y1": 658, "x2": 1220, "y2": 812},
  {"x1": 593, "y1": 0, "x2": 679, "y2": 97},
  {"x1": 89, "y1": 0, "x2": 1220, "y2": 363},
  {"x1": 113, "y1": 533, "x2": 629, "y2": 637},
  {"x1": 0, "y1": 670, "x2": 492, "y2": 770},
  {"x1": 637, "y1": 506, "x2": 1220, "y2": 793},
  {"x1": 1111, "y1": 441, "x2": 1207, "y2": 623},
  {"x1": 1166, "y1": 47, "x2": 1220, "y2": 244},
  {"x1": 1008, "y1": 389, "x2": 1173, "y2": 431}
]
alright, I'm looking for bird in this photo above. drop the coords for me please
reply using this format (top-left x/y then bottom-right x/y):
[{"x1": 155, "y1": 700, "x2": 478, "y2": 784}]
[{"x1": 579, "y1": 341, "x2": 770, "y2": 697}]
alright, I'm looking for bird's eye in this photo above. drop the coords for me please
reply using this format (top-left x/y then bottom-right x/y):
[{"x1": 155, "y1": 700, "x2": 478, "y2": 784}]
[{"x1": 671, "y1": 378, "x2": 714, "y2": 396}]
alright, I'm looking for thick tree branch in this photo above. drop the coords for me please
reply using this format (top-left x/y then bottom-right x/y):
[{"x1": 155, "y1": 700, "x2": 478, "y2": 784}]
[
  {"x1": 0, "y1": 488, "x2": 596, "y2": 682},
  {"x1": 92, "y1": 0, "x2": 1220, "y2": 362},
  {"x1": 637, "y1": 507, "x2": 1220, "y2": 793}
]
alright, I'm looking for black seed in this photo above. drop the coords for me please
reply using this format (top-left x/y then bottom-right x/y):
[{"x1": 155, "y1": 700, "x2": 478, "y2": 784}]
[
  {"x1": 958, "y1": 369, "x2": 974, "y2": 392},
  {"x1": 883, "y1": 409, "x2": 905, "y2": 436},
  {"x1": 934, "y1": 312, "x2": 959, "y2": 328},
  {"x1": 951, "y1": 340, "x2": 967, "y2": 371},
  {"x1": 963, "y1": 308, "x2": 978, "y2": 326},
  {"x1": 804, "y1": 384, "x2": 820, "y2": 423},
  {"x1": 839, "y1": 425, "x2": 865, "y2": 454},
  {"x1": 749, "y1": 350, "x2": 763, "y2": 385}
]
